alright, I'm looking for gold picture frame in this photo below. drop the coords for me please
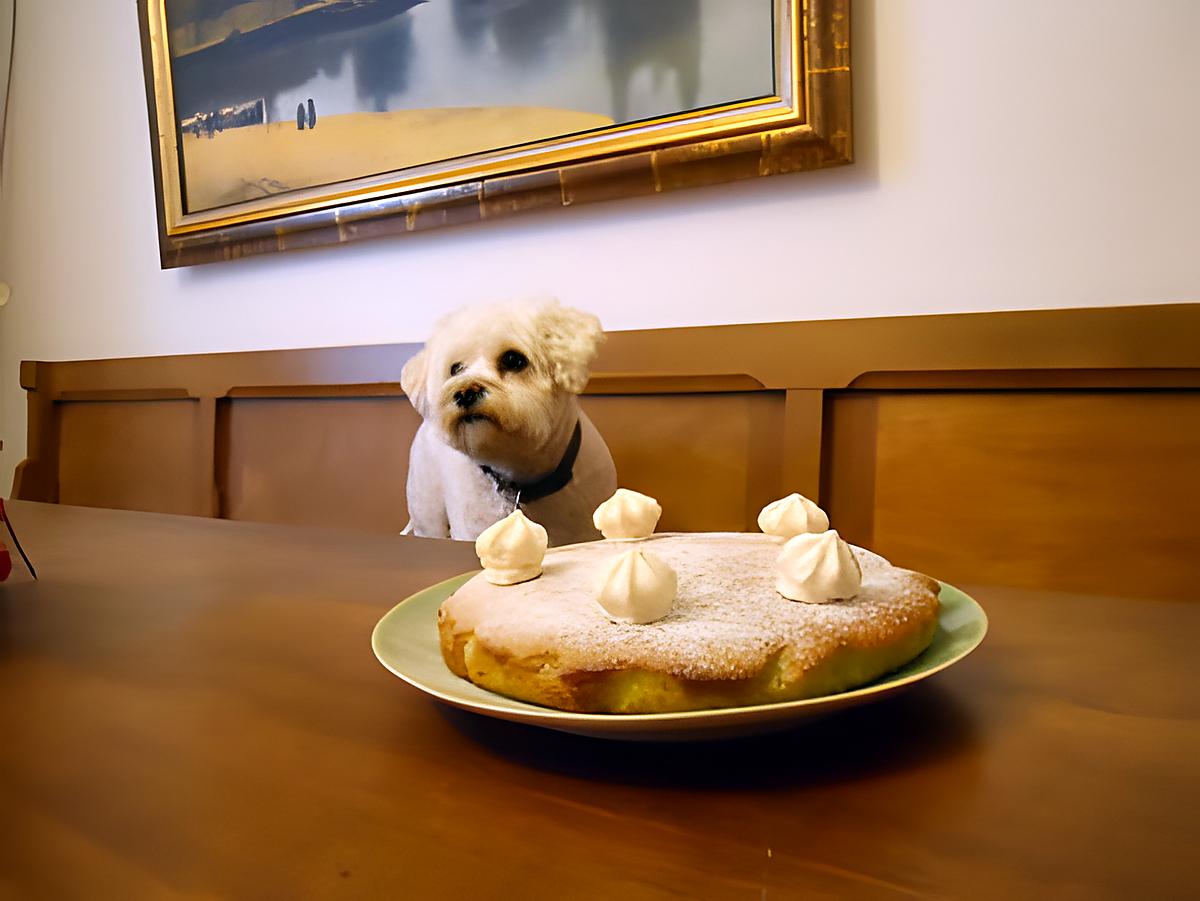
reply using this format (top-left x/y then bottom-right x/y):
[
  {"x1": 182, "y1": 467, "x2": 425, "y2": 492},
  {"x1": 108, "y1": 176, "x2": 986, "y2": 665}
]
[{"x1": 138, "y1": 0, "x2": 850, "y2": 268}]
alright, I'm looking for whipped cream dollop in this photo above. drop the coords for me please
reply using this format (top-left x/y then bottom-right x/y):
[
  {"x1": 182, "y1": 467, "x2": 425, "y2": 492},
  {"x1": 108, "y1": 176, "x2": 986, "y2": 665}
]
[
  {"x1": 475, "y1": 509, "x2": 548, "y2": 585},
  {"x1": 593, "y1": 488, "x2": 663, "y2": 540},
  {"x1": 775, "y1": 529, "x2": 862, "y2": 603},
  {"x1": 595, "y1": 549, "x2": 677, "y2": 624},
  {"x1": 758, "y1": 492, "x2": 830, "y2": 539}
]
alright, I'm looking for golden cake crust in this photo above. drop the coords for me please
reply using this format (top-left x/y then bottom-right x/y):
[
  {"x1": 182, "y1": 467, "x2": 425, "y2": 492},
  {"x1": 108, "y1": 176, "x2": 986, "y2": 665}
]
[{"x1": 437, "y1": 533, "x2": 940, "y2": 714}]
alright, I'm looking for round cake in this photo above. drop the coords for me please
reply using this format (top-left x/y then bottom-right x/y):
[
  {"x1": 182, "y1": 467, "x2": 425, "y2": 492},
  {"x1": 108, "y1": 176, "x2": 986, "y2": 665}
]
[{"x1": 437, "y1": 532, "x2": 941, "y2": 714}]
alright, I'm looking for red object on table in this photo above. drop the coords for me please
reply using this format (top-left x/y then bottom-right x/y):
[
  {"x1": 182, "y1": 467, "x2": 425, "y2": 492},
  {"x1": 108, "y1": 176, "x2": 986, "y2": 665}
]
[
  {"x1": 0, "y1": 497, "x2": 37, "y2": 581},
  {"x1": 0, "y1": 499, "x2": 12, "y2": 581}
]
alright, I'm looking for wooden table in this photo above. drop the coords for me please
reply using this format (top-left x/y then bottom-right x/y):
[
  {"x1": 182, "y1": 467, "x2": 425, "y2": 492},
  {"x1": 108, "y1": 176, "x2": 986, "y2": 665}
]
[{"x1": 1, "y1": 501, "x2": 1196, "y2": 899}]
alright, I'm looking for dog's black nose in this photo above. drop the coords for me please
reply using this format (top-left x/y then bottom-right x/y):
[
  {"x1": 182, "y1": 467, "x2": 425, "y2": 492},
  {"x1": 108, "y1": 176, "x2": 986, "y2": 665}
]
[{"x1": 454, "y1": 385, "x2": 486, "y2": 409}]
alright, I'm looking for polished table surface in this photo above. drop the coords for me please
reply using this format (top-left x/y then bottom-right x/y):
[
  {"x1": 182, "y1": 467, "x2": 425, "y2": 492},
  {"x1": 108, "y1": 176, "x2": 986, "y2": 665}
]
[{"x1": 1, "y1": 500, "x2": 1196, "y2": 900}]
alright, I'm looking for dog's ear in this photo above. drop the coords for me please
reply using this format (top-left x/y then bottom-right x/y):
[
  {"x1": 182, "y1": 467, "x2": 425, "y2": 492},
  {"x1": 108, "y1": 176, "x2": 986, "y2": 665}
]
[
  {"x1": 401, "y1": 348, "x2": 430, "y2": 419},
  {"x1": 536, "y1": 303, "x2": 605, "y2": 394}
]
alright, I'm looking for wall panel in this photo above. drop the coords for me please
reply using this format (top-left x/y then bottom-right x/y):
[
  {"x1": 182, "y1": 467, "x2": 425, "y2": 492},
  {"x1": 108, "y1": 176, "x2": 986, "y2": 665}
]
[
  {"x1": 824, "y1": 390, "x2": 1200, "y2": 600},
  {"x1": 582, "y1": 391, "x2": 784, "y2": 532},
  {"x1": 58, "y1": 399, "x2": 208, "y2": 515},
  {"x1": 218, "y1": 395, "x2": 419, "y2": 531}
]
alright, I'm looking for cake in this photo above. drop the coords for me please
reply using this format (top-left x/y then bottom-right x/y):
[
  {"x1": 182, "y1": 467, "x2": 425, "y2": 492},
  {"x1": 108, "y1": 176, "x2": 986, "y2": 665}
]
[{"x1": 437, "y1": 491, "x2": 941, "y2": 714}]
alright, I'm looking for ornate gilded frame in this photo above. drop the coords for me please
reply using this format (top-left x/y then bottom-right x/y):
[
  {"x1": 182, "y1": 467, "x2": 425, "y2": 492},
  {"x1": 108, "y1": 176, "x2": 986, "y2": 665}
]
[{"x1": 138, "y1": 0, "x2": 850, "y2": 268}]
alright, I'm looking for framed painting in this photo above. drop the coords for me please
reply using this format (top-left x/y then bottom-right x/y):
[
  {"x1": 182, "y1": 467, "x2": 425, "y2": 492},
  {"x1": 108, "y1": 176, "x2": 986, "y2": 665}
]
[{"x1": 138, "y1": 0, "x2": 850, "y2": 267}]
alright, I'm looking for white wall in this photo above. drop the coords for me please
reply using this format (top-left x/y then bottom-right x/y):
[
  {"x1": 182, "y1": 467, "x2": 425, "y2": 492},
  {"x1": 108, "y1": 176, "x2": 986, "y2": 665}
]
[{"x1": 1, "y1": 0, "x2": 1198, "y2": 490}]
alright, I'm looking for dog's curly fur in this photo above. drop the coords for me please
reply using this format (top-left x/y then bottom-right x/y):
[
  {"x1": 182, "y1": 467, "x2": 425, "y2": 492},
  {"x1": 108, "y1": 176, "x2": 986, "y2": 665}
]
[{"x1": 402, "y1": 298, "x2": 617, "y2": 545}]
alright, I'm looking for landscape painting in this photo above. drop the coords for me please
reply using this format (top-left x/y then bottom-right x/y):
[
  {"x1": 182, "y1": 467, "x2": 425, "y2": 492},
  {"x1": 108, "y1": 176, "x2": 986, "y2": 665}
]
[{"x1": 163, "y1": 0, "x2": 778, "y2": 214}]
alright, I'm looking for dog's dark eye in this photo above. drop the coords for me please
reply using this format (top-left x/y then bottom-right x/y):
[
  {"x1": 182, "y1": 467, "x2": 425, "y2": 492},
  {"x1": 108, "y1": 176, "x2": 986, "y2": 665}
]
[
  {"x1": 499, "y1": 350, "x2": 528, "y2": 373},
  {"x1": 449, "y1": 362, "x2": 464, "y2": 377}
]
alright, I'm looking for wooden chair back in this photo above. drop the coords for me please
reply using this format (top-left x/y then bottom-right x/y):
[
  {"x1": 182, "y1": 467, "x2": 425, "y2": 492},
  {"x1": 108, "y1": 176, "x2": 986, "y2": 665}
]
[{"x1": 15, "y1": 304, "x2": 1199, "y2": 599}]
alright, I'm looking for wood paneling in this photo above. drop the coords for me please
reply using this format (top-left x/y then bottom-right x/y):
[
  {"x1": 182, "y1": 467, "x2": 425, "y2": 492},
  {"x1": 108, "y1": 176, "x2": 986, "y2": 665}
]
[
  {"x1": 58, "y1": 399, "x2": 209, "y2": 516},
  {"x1": 15, "y1": 304, "x2": 1200, "y2": 597},
  {"x1": 824, "y1": 390, "x2": 1200, "y2": 600},
  {"x1": 218, "y1": 396, "x2": 420, "y2": 531},
  {"x1": 819, "y1": 392, "x2": 878, "y2": 549},
  {"x1": 581, "y1": 391, "x2": 784, "y2": 532}
]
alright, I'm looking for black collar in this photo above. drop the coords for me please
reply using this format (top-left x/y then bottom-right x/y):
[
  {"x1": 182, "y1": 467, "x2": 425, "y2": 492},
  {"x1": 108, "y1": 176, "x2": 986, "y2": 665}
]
[{"x1": 481, "y1": 420, "x2": 583, "y2": 505}]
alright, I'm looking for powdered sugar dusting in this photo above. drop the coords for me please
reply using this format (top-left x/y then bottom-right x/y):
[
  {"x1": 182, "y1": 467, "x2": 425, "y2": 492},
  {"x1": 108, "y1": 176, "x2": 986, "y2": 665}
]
[{"x1": 443, "y1": 533, "x2": 940, "y2": 681}]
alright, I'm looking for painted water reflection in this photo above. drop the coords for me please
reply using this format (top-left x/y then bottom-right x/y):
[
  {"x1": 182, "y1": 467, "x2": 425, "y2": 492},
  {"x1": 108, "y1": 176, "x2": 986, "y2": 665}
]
[{"x1": 166, "y1": 0, "x2": 775, "y2": 211}]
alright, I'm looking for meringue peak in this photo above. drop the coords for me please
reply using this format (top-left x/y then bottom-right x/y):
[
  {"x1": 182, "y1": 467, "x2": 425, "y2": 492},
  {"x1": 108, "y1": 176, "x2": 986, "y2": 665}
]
[
  {"x1": 758, "y1": 493, "x2": 830, "y2": 539},
  {"x1": 775, "y1": 529, "x2": 862, "y2": 603},
  {"x1": 596, "y1": 548, "x2": 677, "y2": 624},
  {"x1": 475, "y1": 509, "x2": 548, "y2": 586},
  {"x1": 593, "y1": 488, "x2": 662, "y2": 540}
]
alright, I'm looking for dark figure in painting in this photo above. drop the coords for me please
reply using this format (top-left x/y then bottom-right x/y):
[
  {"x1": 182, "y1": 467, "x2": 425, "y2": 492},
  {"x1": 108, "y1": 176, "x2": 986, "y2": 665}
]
[
  {"x1": 600, "y1": 0, "x2": 701, "y2": 123},
  {"x1": 307, "y1": 98, "x2": 317, "y2": 129},
  {"x1": 297, "y1": 102, "x2": 306, "y2": 130}
]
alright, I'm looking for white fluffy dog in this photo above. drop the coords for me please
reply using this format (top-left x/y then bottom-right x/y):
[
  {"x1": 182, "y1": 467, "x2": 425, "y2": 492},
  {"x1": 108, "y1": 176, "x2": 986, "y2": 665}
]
[{"x1": 401, "y1": 299, "x2": 617, "y2": 546}]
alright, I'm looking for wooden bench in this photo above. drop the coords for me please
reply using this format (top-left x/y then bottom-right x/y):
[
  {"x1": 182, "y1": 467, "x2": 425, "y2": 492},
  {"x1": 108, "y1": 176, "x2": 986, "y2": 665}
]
[{"x1": 14, "y1": 304, "x2": 1200, "y2": 601}]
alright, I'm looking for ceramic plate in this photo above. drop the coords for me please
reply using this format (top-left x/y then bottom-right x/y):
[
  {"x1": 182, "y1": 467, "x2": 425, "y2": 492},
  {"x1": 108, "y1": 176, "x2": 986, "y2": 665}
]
[{"x1": 372, "y1": 573, "x2": 987, "y2": 741}]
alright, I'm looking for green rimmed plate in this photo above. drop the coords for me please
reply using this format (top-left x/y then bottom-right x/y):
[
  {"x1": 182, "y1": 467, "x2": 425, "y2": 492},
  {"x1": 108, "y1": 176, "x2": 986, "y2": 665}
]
[{"x1": 372, "y1": 574, "x2": 987, "y2": 741}]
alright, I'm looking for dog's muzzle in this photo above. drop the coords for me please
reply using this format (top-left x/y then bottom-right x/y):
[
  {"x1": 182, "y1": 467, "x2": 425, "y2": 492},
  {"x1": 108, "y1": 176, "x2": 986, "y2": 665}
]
[{"x1": 453, "y1": 384, "x2": 486, "y2": 410}]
